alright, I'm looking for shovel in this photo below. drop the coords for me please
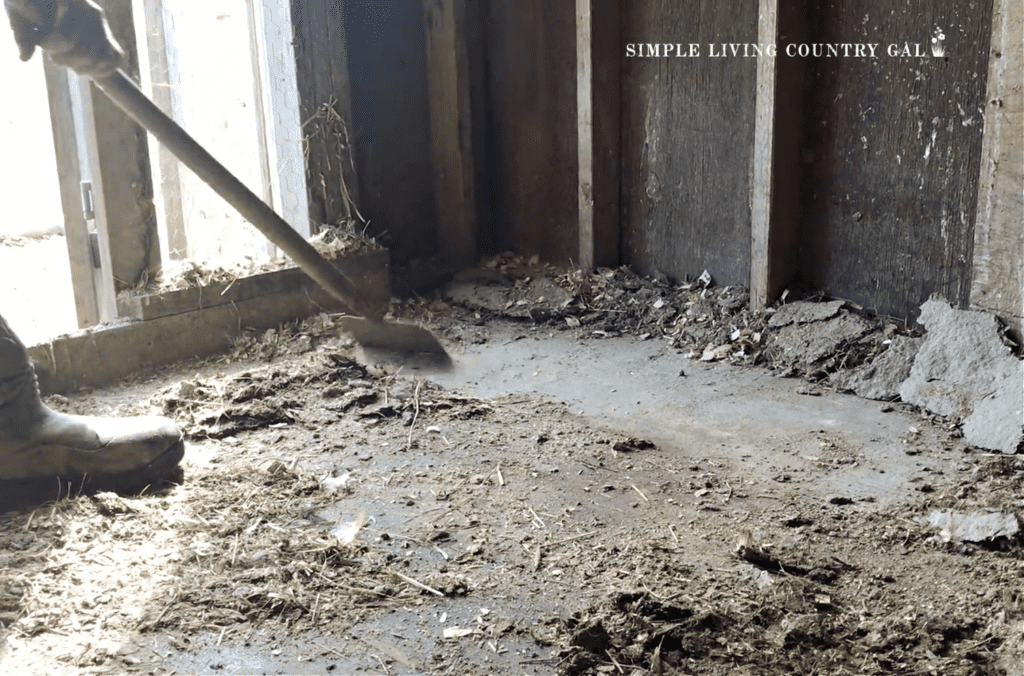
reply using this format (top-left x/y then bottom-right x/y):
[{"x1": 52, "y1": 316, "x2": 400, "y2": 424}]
[{"x1": 90, "y1": 69, "x2": 447, "y2": 356}]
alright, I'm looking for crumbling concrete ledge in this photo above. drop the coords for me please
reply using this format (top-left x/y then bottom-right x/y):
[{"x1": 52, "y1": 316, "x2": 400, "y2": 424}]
[
  {"x1": 27, "y1": 253, "x2": 389, "y2": 395},
  {"x1": 900, "y1": 298, "x2": 1024, "y2": 454}
]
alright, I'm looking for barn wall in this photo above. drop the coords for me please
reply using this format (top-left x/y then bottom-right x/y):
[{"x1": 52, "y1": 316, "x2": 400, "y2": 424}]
[
  {"x1": 343, "y1": 1, "x2": 438, "y2": 263},
  {"x1": 797, "y1": 0, "x2": 993, "y2": 324},
  {"x1": 620, "y1": 0, "x2": 758, "y2": 286},
  {"x1": 482, "y1": 0, "x2": 578, "y2": 264}
]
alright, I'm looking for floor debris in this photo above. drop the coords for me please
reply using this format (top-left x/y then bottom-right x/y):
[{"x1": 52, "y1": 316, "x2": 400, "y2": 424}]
[
  {"x1": 2, "y1": 262, "x2": 1023, "y2": 674},
  {"x1": 900, "y1": 299, "x2": 1024, "y2": 454},
  {"x1": 926, "y1": 510, "x2": 1021, "y2": 545},
  {"x1": 830, "y1": 335, "x2": 923, "y2": 401}
]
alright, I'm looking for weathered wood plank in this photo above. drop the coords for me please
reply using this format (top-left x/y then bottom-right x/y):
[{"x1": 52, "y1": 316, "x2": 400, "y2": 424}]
[
  {"x1": 485, "y1": 0, "x2": 578, "y2": 264},
  {"x1": 343, "y1": 1, "x2": 437, "y2": 262},
  {"x1": 751, "y1": 0, "x2": 806, "y2": 307},
  {"x1": 578, "y1": 0, "x2": 620, "y2": 269},
  {"x1": 326, "y1": 0, "x2": 360, "y2": 224},
  {"x1": 589, "y1": 0, "x2": 621, "y2": 269},
  {"x1": 576, "y1": 0, "x2": 595, "y2": 268},
  {"x1": 42, "y1": 60, "x2": 100, "y2": 328},
  {"x1": 86, "y1": 0, "x2": 162, "y2": 291},
  {"x1": 798, "y1": 0, "x2": 992, "y2": 324},
  {"x1": 138, "y1": 0, "x2": 187, "y2": 259},
  {"x1": 290, "y1": 0, "x2": 359, "y2": 231},
  {"x1": 621, "y1": 0, "x2": 757, "y2": 285},
  {"x1": 424, "y1": 0, "x2": 478, "y2": 269},
  {"x1": 970, "y1": 0, "x2": 1023, "y2": 336},
  {"x1": 749, "y1": 0, "x2": 778, "y2": 307}
]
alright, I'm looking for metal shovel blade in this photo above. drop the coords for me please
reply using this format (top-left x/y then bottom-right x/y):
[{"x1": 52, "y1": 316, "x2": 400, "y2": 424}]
[{"x1": 338, "y1": 317, "x2": 448, "y2": 355}]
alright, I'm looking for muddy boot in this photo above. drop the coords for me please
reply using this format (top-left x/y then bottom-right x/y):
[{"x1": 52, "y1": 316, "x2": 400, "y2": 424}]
[{"x1": 0, "y1": 314, "x2": 184, "y2": 498}]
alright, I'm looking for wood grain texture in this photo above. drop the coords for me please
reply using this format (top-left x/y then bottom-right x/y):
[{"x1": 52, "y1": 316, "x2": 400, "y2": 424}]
[
  {"x1": 970, "y1": 0, "x2": 1023, "y2": 333},
  {"x1": 290, "y1": 0, "x2": 360, "y2": 232},
  {"x1": 424, "y1": 0, "x2": 478, "y2": 269},
  {"x1": 798, "y1": 0, "x2": 992, "y2": 324},
  {"x1": 116, "y1": 251, "x2": 388, "y2": 321},
  {"x1": 621, "y1": 0, "x2": 757, "y2": 285},
  {"x1": 138, "y1": 0, "x2": 187, "y2": 259},
  {"x1": 29, "y1": 262, "x2": 387, "y2": 396},
  {"x1": 343, "y1": 0, "x2": 437, "y2": 263},
  {"x1": 578, "y1": 0, "x2": 621, "y2": 270},
  {"x1": 88, "y1": 0, "x2": 161, "y2": 291},
  {"x1": 484, "y1": 0, "x2": 579, "y2": 265},
  {"x1": 42, "y1": 62, "x2": 99, "y2": 328}
]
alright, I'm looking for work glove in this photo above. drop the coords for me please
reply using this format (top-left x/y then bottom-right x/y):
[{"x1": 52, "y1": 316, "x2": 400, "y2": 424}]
[{"x1": 5, "y1": 0, "x2": 124, "y2": 77}]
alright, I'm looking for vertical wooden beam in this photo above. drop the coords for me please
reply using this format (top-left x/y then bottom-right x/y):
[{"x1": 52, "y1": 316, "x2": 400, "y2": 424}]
[
  {"x1": 749, "y1": 0, "x2": 778, "y2": 307},
  {"x1": 750, "y1": 0, "x2": 803, "y2": 308},
  {"x1": 291, "y1": 0, "x2": 360, "y2": 231},
  {"x1": 970, "y1": 0, "x2": 1024, "y2": 335},
  {"x1": 137, "y1": 0, "x2": 187, "y2": 260},
  {"x1": 42, "y1": 60, "x2": 101, "y2": 328},
  {"x1": 424, "y1": 0, "x2": 478, "y2": 269},
  {"x1": 576, "y1": 0, "x2": 594, "y2": 269},
  {"x1": 326, "y1": 0, "x2": 360, "y2": 225},
  {"x1": 246, "y1": 0, "x2": 278, "y2": 256},
  {"x1": 577, "y1": 0, "x2": 620, "y2": 270},
  {"x1": 83, "y1": 0, "x2": 161, "y2": 291}
]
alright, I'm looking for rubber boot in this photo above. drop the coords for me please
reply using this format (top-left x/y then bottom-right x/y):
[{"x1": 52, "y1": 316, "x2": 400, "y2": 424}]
[{"x1": 0, "y1": 313, "x2": 184, "y2": 496}]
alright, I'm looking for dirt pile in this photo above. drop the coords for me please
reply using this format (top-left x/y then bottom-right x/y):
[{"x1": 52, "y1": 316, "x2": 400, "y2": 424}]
[
  {"x1": 440, "y1": 253, "x2": 921, "y2": 392},
  {"x1": 121, "y1": 224, "x2": 381, "y2": 297}
]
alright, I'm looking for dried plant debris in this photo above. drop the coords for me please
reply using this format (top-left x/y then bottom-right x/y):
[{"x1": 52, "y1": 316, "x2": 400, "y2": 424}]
[
  {"x1": 554, "y1": 581, "x2": 1005, "y2": 676},
  {"x1": 3, "y1": 318, "x2": 1024, "y2": 672},
  {"x1": 0, "y1": 462, "x2": 454, "y2": 656},
  {"x1": 442, "y1": 253, "x2": 922, "y2": 387},
  {"x1": 154, "y1": 344, "x2": 476, "y2": 442},
  {"x1": 306, "y1": 222, "x2": 381, "y2": 260},
  {"x1": 119, "y1": 225, "x2": 380, "y2": 297}
]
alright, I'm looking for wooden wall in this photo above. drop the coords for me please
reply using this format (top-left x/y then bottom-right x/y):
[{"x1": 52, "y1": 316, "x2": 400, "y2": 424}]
[
  {"x1": 481, "y1": 0, "x2": 578, "y2": 264},
  {"x1": 797, "y1": 0, "x2": 993, "y2": 323},
  {"x1": 620, "y1": 0, "x2": 758, "y2": 286},
  {"x1": 291, "y1": 1, "x2": 355, "y2": 232},
  {"x1": 341, "y1": 1, "x2": 438, "y2": 263},
  {"x1": 282, "y1": 0, "x2": 1016, "y2": 332}
]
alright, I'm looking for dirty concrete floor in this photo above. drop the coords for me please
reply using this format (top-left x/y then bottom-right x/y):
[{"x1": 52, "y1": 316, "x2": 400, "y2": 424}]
[
  {"x1": 0, "y1": 316, "x2": 1018, "y2": 676},
  {"x1": 406, "y1": 322, "x2": 931, "y2": 505}
]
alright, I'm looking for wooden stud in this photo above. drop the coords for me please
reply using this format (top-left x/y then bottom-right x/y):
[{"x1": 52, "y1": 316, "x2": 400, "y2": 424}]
[
  {"x1": 42, "y1": 60, "x2": 102, "y2": 328},
  {"x1": 291, "y1": 0, "x2": 360, "y2": 231},
  {"x1": 749, "y1": 0, "x2": 778, "y2": 308},
  {"x1": 137, "y1": 0, "x2": 188, "y2": 259},
  {"x1": 424, "y1": 0, "x2": 478, "y2": 269},
  {"x1": 970, "y1": 0, "x2": 1023, "y2": 334},
  {"x1": 577, "y1": 0, "x2": 620, "y2": 270},
  {"x1": 84, "y1": 0, "x2": 162, "y2": 292},
  {"x1": 750, "y1": 0, "x2": 803, "y2": 308}
]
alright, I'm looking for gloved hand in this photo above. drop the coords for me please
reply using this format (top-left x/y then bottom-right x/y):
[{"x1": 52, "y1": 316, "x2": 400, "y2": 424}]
[{"x1": 5, "y1": 0, "x2": 124, "y2": 77}]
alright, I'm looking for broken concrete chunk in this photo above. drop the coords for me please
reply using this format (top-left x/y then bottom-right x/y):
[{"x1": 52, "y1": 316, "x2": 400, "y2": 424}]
[
  {"x1": 926, "y1": 510, "x2": 1020, "y2": 544},
  {"x1": 829, "y1": 336, "x2": 923, "y2": 401},
  {"x1": 771, "y1": 312, "x2": 873, "y2": 367},
  {"x1": 899, "y1": 299, "x2": 1024, "y2": 454},
  {"x1": 768, "y1": 300, "x2": 847, "y2": 328}
]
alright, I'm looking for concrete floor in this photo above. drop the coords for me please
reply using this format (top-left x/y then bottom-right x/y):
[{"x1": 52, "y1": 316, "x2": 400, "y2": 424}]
[
  {"x1": 392, "y1": 321, "x2": 957, "y2": 507},
  {"x1": 145, "y1": 319, "x2": 960, "y2": 675}
]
